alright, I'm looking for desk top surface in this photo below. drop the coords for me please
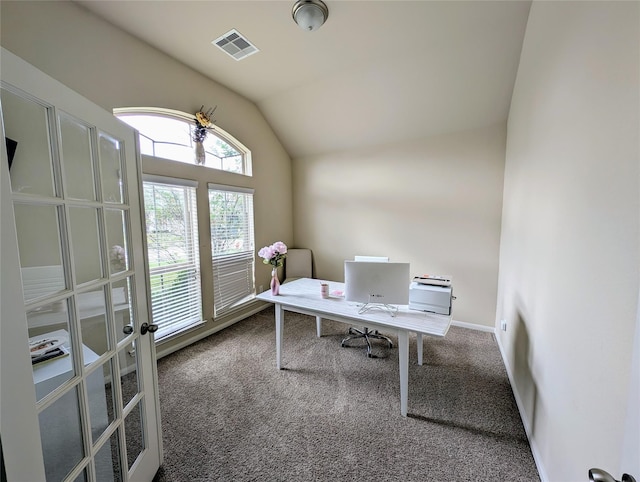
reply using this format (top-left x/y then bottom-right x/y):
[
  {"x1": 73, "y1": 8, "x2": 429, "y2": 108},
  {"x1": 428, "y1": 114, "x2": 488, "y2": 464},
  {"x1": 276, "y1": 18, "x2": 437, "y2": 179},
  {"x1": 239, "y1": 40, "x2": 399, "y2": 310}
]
[
  {"x1": 31, "y1": 329, "x2": 100, "y2": 385},
  {"x1": 257, "y1": 277, "x2": 451, "y2": 337}
]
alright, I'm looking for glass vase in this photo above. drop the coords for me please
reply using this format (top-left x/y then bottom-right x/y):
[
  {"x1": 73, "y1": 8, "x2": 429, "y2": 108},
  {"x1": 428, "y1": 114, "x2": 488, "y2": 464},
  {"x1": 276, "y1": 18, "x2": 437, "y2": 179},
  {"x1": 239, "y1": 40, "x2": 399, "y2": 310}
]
[
  {"x1": 194, "y1": 141, "x2": 206, "y2": 165},
  {"x1": 270, "y1": 267, "x2": 280, "y2": 295}
]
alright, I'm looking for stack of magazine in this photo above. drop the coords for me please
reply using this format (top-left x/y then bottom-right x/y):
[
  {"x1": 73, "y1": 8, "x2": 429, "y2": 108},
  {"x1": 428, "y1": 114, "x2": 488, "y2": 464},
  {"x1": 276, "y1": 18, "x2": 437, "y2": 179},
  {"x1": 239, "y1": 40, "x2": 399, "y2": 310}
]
[
  {"x1": 412, "y1": 274, "x2": 452, "y2": 287},
  {"x1": 29, "y1": 334, "x2": 70, "y2": 365}
]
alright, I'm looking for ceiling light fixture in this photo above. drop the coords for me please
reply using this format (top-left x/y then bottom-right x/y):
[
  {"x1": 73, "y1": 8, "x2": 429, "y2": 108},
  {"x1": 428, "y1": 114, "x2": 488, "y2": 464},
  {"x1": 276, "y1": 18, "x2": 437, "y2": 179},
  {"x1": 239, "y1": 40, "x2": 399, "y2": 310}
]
[{"x1": 292, "y1": 0, "x2": 329, "y2": 32}]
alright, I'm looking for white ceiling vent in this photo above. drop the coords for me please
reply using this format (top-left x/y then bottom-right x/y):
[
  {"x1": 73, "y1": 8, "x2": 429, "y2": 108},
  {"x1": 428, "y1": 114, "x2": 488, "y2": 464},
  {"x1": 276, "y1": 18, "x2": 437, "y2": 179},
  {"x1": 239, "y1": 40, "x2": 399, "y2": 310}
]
[{"x1": 213, "y1": 29, "x2": 259, "y2": 61}]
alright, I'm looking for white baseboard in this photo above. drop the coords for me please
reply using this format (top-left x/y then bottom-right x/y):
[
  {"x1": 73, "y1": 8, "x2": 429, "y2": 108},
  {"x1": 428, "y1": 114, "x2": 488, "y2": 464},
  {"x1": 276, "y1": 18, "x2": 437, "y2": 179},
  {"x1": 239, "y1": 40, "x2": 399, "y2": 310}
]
[
  {"x1": 454, "y1": 320, "x2": 549, "y2": 481},
  {"x1": 495, "y1": 334, "x2": 549, "y2": 482},
  {"x1": 158, "y1": 311, "x2": 494, "y2": 358},
  {"x1": 451, "y1": 319, "x2": 495, "y2": 333},
  {"x1": 154, "y1": 303, "x2": 270, "y2": 360}
]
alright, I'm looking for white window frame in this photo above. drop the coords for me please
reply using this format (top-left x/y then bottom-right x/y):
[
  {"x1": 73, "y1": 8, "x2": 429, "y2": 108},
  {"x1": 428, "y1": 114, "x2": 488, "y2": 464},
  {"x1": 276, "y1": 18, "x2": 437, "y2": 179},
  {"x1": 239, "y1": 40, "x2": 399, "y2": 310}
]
[
  {"x1": 115, "y1": 107, "x2": 252, "y2": 176},
  {"x1": 143, "y1": 175, "x2": 203, "y2": 340},
  {"x1": 116, "y1": 109, "x2": 258, "y2": 342},
  {"x1": 209, "y1": 183, "x2": 256, "y2": 317}
]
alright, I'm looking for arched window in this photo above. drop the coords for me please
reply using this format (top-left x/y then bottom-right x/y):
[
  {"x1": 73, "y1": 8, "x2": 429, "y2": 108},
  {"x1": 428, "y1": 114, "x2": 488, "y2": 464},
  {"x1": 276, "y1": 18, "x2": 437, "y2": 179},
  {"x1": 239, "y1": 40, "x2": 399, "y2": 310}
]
[
  {"x1": 115, "y1": 107, "x2": 251, "y2": 175},
  {"x1": 114, "y1": 108, "x2": 256, "y2": 341}
]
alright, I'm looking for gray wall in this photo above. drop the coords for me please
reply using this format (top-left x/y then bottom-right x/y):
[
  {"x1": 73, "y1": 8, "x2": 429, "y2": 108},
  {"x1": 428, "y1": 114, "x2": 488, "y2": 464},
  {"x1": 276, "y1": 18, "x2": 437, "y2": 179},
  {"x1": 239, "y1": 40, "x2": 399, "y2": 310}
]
[{"x1": 498, "y1": 2, "x2": 639, "y2": 480}]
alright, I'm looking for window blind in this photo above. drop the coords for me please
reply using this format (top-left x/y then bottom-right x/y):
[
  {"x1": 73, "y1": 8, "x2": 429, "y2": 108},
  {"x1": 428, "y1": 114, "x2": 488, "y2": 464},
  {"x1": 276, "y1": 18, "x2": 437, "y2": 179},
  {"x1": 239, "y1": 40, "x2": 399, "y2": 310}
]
[
  {"x1": 144, "y1": 181, "x2": 202, "y2": 338},
  {"x1": 208, "y1": 185, "x2": 255, "y2": 317}
]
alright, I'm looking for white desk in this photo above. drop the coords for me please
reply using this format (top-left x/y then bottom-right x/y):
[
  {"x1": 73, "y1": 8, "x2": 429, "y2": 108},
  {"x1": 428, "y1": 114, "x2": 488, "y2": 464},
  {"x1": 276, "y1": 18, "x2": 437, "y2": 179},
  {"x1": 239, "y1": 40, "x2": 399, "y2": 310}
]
[{"x1": 256, "y1": 277, "x2": 452, "y2": 416}]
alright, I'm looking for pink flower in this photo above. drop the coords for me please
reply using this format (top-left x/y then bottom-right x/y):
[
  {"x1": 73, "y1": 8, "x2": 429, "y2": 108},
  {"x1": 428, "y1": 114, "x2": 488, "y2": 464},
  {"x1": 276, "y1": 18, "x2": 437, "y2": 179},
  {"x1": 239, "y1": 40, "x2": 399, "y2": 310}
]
[
  {"x1": 258, "y1": 241, "x2": 288, "y2": 268},
  {"x1": 258, "y1": 245, "x2": 274, "y2": 259},
  {"x1": 272, "y1": 241, "x2": 287, "y2": 255}
]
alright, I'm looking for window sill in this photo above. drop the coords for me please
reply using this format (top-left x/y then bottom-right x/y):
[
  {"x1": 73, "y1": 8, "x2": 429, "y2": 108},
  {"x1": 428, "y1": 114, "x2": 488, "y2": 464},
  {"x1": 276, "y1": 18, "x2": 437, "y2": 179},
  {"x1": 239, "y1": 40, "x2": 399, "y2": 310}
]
[{"x1": 154, "y1": 320, "x2": 207, "y2": 345}]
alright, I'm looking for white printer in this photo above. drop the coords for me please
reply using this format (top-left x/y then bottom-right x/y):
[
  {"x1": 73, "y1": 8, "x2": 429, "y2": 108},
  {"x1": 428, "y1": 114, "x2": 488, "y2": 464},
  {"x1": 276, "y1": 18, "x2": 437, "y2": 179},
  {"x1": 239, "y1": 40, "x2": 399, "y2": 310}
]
[{"x1": 409, "y1": 281, "x2": 453, "y2": 315}]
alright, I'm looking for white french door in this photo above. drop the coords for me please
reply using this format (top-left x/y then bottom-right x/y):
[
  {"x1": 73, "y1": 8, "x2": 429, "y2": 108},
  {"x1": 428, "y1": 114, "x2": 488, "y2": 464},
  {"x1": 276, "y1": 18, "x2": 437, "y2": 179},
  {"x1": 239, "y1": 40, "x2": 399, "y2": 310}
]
[{"x1": 0, "y1": 49, "x2": 161, "y2": 481}]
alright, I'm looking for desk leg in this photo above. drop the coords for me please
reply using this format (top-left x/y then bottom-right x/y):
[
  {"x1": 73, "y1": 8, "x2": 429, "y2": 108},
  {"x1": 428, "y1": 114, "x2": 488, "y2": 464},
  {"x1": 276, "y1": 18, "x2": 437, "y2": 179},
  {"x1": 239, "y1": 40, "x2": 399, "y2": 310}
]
[
  {"x1": 316, "y1": 316, "x2": 322, "y2": 337},
  {"x1": 398, "y1": 330, "x2": 409, "y2": 417},
  {"x1": 417, "y1": 333, "x2": 423, "y2": 366},
  {"x1": 275, "y1": 304, "x2": 283, "y2": 370}
]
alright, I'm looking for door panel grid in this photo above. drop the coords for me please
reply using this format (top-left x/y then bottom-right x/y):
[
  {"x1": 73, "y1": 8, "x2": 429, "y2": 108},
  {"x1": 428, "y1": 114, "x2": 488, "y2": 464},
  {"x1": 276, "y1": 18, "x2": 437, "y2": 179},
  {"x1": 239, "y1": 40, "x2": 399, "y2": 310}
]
[{"x1": 1, "y1": 52, "x2": 160, "y2": 482}]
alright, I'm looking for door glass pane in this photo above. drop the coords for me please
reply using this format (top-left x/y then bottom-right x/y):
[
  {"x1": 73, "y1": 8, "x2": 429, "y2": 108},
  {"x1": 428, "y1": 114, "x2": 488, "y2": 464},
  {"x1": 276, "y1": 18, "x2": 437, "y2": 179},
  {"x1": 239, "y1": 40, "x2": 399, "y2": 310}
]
[
  {"x1": 1, "y1": 87, "x2": 56, "y2": 197},
  {"x1": 59, "y1": 113, "x2": 96, "y2": 201},
  {"x1": 72, "y1": 468, "x2": 88, "y2": 482},
  {"x1": 99, "y1": 132, "x2": 125, "y2": 204},
  {"x1": 106, "y1": 208, "x2": 129, "y2": 275},
  {"x1": 119, "y1": 343, "x2": 140, "y2": 409},
  {"x1": 28, "y1": 300, "x2": 75, "y2": 402},
  {"x1": 112, "y1": 277, "x2": 134, "y2": 345},
  {"x1": 39, "y1": 386, "x2": 85, "y2": 482},
  {"x1": 88, "y1": 359, "x2": 116, "y2": 443},
  {"x1": 95, "y1": 430, "x2": 122, "y2": 482},
  {"x1": 125, "y1": 400, "x2": 145, "y2": 471},
  {"x1": 78, "y1": 287, "x2": 110, "y2": 360},
  {"x1": 14, "y1": 203, "x2": 65, "y2": 302},
  {"x1": 69, "y1": 207, "x2": 102, "y2": 285}
]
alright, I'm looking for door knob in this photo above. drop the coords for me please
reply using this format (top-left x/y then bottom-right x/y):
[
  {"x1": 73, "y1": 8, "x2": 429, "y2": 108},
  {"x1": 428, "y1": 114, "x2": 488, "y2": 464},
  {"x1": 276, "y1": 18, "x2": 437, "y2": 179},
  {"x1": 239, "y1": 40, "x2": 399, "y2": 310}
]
[
  {"x1": 140, "y1": 322, "x2": 158, "y2": 335},
  {"x1": 123, "y1": 324, "x2": 134, "y2": 335},
  {"x1": 589, "y1": 469, "x2": 637, "y2": 482}
]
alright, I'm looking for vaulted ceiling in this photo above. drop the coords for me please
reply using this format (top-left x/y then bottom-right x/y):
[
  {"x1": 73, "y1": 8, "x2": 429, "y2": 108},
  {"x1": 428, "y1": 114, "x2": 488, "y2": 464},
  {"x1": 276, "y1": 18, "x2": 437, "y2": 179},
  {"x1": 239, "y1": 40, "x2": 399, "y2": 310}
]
[{"x1": 77, "y1": 0, "x2": 532, "y2": 159}]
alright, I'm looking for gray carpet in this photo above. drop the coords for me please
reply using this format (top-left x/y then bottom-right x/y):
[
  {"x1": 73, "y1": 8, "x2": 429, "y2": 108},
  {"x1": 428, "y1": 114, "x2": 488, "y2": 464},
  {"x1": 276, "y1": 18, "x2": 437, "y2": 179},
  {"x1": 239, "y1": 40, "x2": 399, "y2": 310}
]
[{"x1": 152, "y1": 307, "x2": 540, "y2": 481}]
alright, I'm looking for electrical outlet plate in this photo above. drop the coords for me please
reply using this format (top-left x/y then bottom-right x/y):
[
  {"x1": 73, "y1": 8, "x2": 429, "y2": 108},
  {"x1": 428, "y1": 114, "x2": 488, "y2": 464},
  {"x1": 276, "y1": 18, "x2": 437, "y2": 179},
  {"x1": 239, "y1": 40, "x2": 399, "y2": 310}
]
[{"x1": 501, "y1": 319, "x2": 507, "y2": 331}]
